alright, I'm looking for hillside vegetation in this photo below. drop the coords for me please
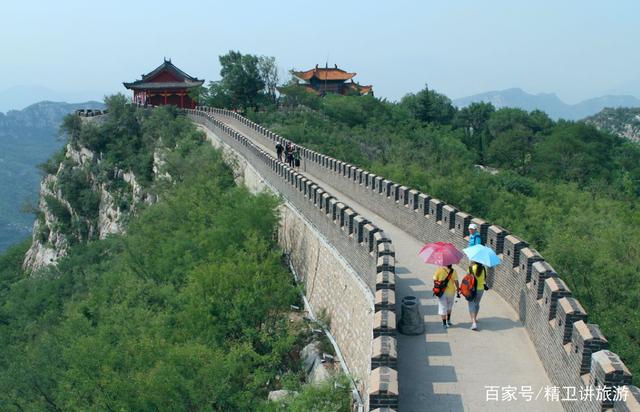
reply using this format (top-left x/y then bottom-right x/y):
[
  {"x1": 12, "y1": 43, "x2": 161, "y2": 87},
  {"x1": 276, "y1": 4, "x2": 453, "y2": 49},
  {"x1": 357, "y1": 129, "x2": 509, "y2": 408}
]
[
  {"x1": 245, "y1": 89, "x2": 640, "y2": 384},
  {"x1": 0, "y1": 100, "x2": 350, "y2": 410}
]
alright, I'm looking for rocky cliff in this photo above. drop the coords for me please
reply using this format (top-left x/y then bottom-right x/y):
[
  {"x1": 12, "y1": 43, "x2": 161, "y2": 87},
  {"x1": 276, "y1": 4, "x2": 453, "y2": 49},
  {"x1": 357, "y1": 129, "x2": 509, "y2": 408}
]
[
  {"x1": 584, "y1": 107, "x2": 640, "y2": 143},
  {"x1": 23, "y1": 105, "x2": 173, "y2": 273}
]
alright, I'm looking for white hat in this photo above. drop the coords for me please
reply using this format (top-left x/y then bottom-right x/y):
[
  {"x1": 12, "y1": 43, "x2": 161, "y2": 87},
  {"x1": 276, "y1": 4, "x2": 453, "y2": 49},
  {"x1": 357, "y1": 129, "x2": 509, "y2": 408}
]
[{"x1": 468, "y1": 223, "x2": 478, "y2": 230}]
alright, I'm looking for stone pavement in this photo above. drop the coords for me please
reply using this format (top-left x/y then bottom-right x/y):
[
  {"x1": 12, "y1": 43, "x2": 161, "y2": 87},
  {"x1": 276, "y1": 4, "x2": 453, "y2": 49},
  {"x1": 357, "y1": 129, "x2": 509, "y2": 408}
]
[{"x1": 213, "y1": 115, "x2": 564, "y2": 412}]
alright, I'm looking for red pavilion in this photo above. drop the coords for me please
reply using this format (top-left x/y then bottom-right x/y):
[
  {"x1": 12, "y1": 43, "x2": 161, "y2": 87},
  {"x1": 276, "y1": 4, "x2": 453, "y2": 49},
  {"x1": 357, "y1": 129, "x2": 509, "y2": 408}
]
[{"x1": 123, "y1": 59, "x2": 204, "y2": 108}]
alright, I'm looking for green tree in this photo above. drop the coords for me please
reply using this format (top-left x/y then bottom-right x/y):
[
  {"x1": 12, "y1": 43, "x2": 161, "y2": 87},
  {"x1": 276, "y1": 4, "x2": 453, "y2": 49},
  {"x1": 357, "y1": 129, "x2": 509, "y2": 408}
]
[
  {"x1": 400, "y1": 84, "x2": 456, "y2": 125},
  {"x1": 258, "y1": 55, "x2": 280, "y2": 106},
  {"x1": 454, "y1": 102, "x2": 495, "y2": 164},
  {"x1": 206, "y1": 51, "x2": 266, "y2": 110}
]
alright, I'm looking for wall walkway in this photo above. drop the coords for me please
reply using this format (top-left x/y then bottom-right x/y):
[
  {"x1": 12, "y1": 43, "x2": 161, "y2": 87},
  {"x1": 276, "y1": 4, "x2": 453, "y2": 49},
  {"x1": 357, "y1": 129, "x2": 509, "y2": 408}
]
[{"x1": 189, "y1": 107, "x2": 639, "y2": 412}]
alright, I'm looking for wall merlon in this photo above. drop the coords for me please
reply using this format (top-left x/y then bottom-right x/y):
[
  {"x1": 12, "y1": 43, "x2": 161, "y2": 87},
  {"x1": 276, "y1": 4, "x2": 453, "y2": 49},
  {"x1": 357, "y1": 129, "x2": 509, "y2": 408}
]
[
  {"x1": 354, "y1": 215, "x2": 369, "y2": 243},
  {"x1": 329, "y1": 198, "x2": 339, "y2": 220},
  {"x1": 309, "y1": 183, "x2": 319, "y2": 204},
  {"x1": 374, "y1": 176, "x2": 384, "y2": 193},
  {"x1": 455, "y1": 212, "x2": 472, "y2": 236},
  {"x1": 532, "y1": 261, "x2": 558, "y2": 299},
  {"x1": 557, "y1": 297, "x2": 588, "y2": 344},
  {"x1": 369, "y1": 366, "x2": 399, "y2": 408},
  {"x1": 398, "y1": 186, "x2": 410, "y2": 205},
  {"x1": 542, "y1": 277, "x2": 572, "y2": 320},
  {"x1": 376, "y1": 255, "x2": 395, "y2": 274},
  {"x1": 408, "y1": 189, "x2": 420, "y2": 211},
  {"x1": 377, "y1": 242, "x2": 395, "y2": 258},
  {"x1": 373, "y1": 310, "x2": 397, "y2": 338},
  {"x1": 344, "y1": 208, "x2": 357, "y2": 234},
  {"x1": 371, "y1": 336, "x2": 398, "y2": 369},
  {"x1": 429, "y1": 198, "x2": 444, "y2": 221},
  {"x1": 373, "y1": 231, "x2": 391, "y2": 249},
  {"x1": 503, "y1": 235, "x2": 528, "y2": 267},
  {"x1": 335, "y1": 202, "x2": 347, "y2": 226},
  {"x1": 572, "y1": 320, "x2": 608, "y2": 375},
  {"x1": 442, "y1": 204, "x2": 458, "y2": 230},
  {"x1": 591, "y1": 351, "x2": 634, "y2": 410},
  {"x1": 364, "y1": 223, "x2": 380, "y2": 252},
  {"x1": 322, "y1": 193, "x2": 332, "y2": 215},
  {"x1": 382, "y1": 180, "x2": 393, "y2": 197},
  {"x1": 376, "y1": 271, "x2": 395, "y2": 291},
  {"x1": 349, "y1": 165, "x2": 358, "y2": 180},
  {"x1": 362, "y1": 171, "x2": 370, "y2": 186},
  {"x1": 375, "y1": 289, "x2": 396, "y2": 312},
  {"x1": 366, "y1": 173, "x2": 376, "y2": 188},
  {"x1": 304, "y1": 180, "x2": 313, "y2": 198},
  {"x1": 519, "y1": 247, "x2": 544, "y2": 282},
  {"x1": 487, "y1": 225, "x2": 509, "y2": 254},
  {"x1": 316, "y1": 188, "x2": 326, "y2": 210}
]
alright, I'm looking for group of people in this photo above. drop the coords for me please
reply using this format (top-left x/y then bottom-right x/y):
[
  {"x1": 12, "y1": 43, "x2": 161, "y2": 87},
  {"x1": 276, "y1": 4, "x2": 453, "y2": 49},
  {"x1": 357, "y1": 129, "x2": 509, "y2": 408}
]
[
  {"x1": 433, "y1": 223, "x2": 487, "y2": 331},
  {"x1": 276, "y1": 142, "x2": 301, "y2": 169}
]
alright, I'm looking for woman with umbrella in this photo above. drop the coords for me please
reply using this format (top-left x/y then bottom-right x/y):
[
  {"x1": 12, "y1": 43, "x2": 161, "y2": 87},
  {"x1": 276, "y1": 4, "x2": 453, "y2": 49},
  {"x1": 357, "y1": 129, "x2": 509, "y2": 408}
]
[
  {"x1": 462, "y1": 244, "x2": 502, "y2": 330},
  {"x1": 419, "y1": 242, "x2": 464, "y2": 329}
]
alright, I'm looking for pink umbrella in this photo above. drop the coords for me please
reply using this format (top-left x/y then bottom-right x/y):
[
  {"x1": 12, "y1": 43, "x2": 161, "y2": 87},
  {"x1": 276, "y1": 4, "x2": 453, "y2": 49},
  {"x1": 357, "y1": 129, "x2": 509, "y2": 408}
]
[{"x1": 418, "y1": 242, "x2": 464, "y2": 266}]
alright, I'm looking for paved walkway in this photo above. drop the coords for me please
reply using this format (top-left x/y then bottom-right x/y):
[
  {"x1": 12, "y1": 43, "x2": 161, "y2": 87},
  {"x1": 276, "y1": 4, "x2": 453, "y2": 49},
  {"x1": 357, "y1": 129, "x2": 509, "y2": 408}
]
[{"x1": 208, "y1": 115, "x2": 564, "y2": 412}]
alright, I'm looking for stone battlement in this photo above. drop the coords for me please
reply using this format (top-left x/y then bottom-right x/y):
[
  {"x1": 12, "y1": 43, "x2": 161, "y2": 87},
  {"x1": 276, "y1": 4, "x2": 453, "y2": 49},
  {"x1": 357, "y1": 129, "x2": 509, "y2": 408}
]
[
  {"x1": 190, "y1": 107, "x2": 639, "y2": 412},
  {"x1": 188, "y1": 108, "x2": 399, "y2": 411}
]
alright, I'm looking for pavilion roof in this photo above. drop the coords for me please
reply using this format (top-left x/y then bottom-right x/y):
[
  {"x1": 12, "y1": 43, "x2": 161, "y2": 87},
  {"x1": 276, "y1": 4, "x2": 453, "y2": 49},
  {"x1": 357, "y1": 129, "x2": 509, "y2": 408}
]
[
  {"x1": 123, "y1": 59, "x2": 204, "y2": 90},
  {"x1": 293, "y1": 65, "x2": 357, "y2": 82}
]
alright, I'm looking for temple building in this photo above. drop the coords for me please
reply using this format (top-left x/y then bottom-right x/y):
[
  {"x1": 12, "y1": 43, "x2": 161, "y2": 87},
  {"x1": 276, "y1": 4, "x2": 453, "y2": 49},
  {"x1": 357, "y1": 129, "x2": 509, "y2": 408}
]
[
  {"x1": 123, "y1": 59, "x2": 204, "y2": 108},
  {"x1": 289, "y1": 64, "x2": 373, "y2": 96}
]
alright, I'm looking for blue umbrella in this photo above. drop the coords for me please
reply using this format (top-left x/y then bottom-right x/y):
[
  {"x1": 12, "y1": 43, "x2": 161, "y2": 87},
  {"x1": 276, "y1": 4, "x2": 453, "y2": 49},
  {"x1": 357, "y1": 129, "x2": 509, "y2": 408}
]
[{"x1": 462, "y1": 244, "x2": 502, "y2": 267}]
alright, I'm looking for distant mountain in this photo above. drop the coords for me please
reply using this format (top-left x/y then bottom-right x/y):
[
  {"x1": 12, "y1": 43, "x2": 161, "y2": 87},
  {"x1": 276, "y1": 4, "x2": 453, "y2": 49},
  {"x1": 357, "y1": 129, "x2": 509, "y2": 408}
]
[
  {"x1": 0, "y1": 85, "x2": 108, "y2": 113},
  {"x1": 453, "y1": 88, "x2": 640, "y2": 120},
  {"x1": 0, "y1": 100, "x2": 104, "y2": 252},
  {"x1": 584, "y1": 107, "x2": 640, "y2": 143}
]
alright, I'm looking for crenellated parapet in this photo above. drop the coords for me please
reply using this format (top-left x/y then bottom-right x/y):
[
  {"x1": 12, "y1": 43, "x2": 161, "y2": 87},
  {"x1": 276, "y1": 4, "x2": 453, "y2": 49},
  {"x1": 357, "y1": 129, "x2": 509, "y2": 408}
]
[
  {"x1": 189, "y1": 106, "x2": 639, "y2": 412},
  {"x1": 188, "y1": 107, "x2": 400, "y2": 411}
]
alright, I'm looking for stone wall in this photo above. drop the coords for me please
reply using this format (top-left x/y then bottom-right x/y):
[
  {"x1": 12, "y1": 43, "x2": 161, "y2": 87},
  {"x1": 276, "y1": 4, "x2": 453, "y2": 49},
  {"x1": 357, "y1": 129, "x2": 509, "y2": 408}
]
[
  {"x1": 203, "y1": 107, "x2": 640, "y2": 412},
  {"x1": 189, "y1": 110, "x2": 399, "y2": 411}
]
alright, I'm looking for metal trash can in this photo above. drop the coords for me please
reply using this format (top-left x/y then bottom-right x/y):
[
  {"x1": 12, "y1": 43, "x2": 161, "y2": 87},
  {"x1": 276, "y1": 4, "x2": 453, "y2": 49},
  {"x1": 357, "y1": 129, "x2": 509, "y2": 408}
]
[{"x1": 399, "y1": 295, "x2": 424, "y2": 335}]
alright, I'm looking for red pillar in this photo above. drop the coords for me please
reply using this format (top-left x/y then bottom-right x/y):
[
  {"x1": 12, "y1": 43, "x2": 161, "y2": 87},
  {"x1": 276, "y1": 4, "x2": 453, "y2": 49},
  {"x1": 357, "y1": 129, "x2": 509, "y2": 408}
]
[
  {"x1": 180, "y1": 93, "x2": 184, "y2": 108},
  {"x1": 163, "y1": 93, "x2": 168, "y2": 105}
]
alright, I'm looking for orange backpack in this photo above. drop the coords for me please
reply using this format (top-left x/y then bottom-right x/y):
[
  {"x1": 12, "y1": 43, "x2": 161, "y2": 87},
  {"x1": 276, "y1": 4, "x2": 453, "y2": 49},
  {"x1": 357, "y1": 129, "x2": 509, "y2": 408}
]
[
  {"x1": 432, "y1": 269, "x2": 453, "y2": 298},
  {"x1": 459, "y1": 273, "x2": 477, "y2": 301}
]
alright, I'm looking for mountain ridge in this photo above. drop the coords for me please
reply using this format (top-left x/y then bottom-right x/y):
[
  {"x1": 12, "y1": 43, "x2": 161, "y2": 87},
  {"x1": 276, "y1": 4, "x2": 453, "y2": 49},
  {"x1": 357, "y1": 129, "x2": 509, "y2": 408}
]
[{"x1": 453, "y1": 87, "x2": 640, "y2": 120}]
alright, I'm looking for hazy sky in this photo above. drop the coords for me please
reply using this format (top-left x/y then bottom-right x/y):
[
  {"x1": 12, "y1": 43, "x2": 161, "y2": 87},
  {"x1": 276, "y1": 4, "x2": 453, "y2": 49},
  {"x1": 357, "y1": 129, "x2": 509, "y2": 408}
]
[{"x1": 2, "y1": 0, "x2": 639, "y2": 109}]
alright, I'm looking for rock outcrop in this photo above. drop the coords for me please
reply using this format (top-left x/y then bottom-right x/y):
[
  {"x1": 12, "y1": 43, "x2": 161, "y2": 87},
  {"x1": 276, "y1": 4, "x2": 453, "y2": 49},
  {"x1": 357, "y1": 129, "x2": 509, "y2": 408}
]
[{"x1": 23, "y1": 143, "x2": 155, "y2": 272}]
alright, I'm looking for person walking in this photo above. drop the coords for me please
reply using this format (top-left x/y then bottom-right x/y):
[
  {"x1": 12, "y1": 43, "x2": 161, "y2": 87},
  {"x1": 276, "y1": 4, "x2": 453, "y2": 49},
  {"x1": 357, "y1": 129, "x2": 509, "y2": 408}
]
[
  {"x1": 285, "y1": 143, "x2": 294, "y2": 167},
  {"x1": 293, "y1": 147, "x2": 301, "y2": 170},
  {"x1": 276, "y1": 142, "x2": 284, "y2": 161},
  {"x1": 467, "y1": 260, "x2": 486, "y2": 330},
  {"x1": 468, "y1": 223, "x2": 482, "y2": 246},
  {"x1": 433, "y1": 264, "x2": 459, "y2": 328}
]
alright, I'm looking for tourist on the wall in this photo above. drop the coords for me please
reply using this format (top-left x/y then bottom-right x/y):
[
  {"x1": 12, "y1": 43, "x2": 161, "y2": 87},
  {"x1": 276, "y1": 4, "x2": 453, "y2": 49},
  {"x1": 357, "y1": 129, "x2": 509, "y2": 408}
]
[
  {"x1": 433, "y1": 264, "x2": 460, "y2": 328},
  {"x1": 467, "y1": 261, "x2": 486, "y2": 330},
  {"x1": 286, "y1": 143, "x2": 294, "y2": 167},
  {"x1": 276, "y1": 142, "x2": 284, "y2": 161},
  {"x1": 293, "y1": 147, "x2": 301, "y2": 170},
  {"x1": 468, "y1": 223, "x2": 482, "y2": 246}
]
